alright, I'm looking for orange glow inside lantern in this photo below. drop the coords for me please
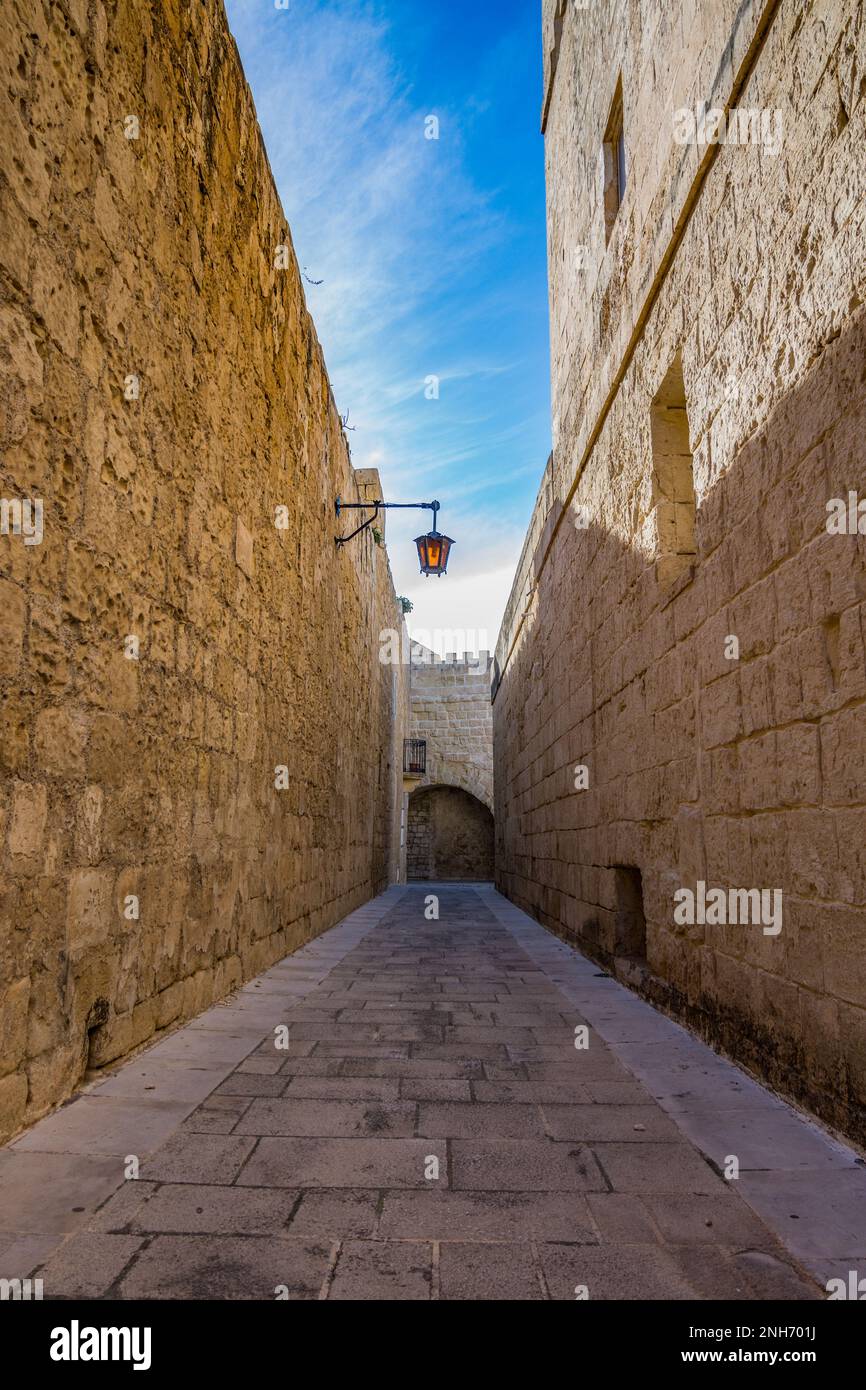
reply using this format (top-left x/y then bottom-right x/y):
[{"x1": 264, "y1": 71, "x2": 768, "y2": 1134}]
[{"x1": 415, "y1": 530, "x2": 453, "y2": 576}]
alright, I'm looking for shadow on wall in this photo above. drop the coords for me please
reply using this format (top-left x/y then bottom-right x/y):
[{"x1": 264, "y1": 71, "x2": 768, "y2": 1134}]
[
  {"x1": 493, "y1": 306, "x2": 866, "y2": 1146},
  {"x1": 407, "y1": 784, "x2": 494, "y2": 881}
]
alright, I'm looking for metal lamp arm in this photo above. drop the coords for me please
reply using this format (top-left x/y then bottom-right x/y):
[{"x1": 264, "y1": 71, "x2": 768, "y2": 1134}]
[
  {"x1": 334, "y1": 501, "x2": 381, "y2": 545},
  {"x1": 335, "y1": 498, "x2": 441, "y2": 546}
]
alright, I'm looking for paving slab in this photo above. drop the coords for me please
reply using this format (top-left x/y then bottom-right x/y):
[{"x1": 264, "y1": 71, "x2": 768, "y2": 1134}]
[
  {"x1": 0, "y1": 1151, "x2": 123, "y2": 1234},
  {"x1": 214, "y1": 1073, "x2": 290, "y2": 1097},
  {"x1": 285, "y1": 1077, "x2": 402, "y2": 1102},
  {"x1": 287, "y1": 1190, "x2": 381, "y2": 1240},
  {"x1": 736, "y1": 1168, "x2": 866, "y2": 1277},
  {"x1": 439, "y1": 1241, "x2": 543, "y2": 1300},
  {"x1": 86, "y1": 1064, "x2": 231, "y2": 1104},
  {"x1": 418, "y1": 1101, "x2": 546, "y2": 1139},
  {"x1": 125, "y1": 1184, "x2": 298, "y2": 1235},
  {"x1": 140, "y1": 1132, "x2": 257, "y2": 1184},
  {"x1": 450, "y1": 1139, "x2": 606, "y2": 1191},
  {"x1": 378, "y1": 1190, "x2": 599, "y2": 1242},
  {"x1": 37, "y1": 1233, "x2": 145, "y2": 1299},
  {"x1": 399, "y1": 1079, "x2": 473, "y2": 1102},
  {"x1": 472, "y1": 1080, "x2": 592, "y2": 1103},
  {"x1": 541, "y1": 1103, "x2": 682, "y2": 1142},
  {"x1": 671, "y1": 1105, "x2": 860, "y2": 1172},
  {"x1": 11, "y1": 1095, "x2": 196, "y2": 1157},
  {"x1": 586, "y1": 1192, "x2": 660, "y2": 1243},
  {"x1": 237, "y1": 1137, "x2": 447, "y2": 1189},
  {"x1": 117, "y1": 1234, "x2": 332, "y2": 1300},
  {"x1": 328, "y1": 1239, "x2": 433, "y2": 1300},
  {"x1": 639, "y1": 1190, "x2": 779, "y2": 1247},
  {"x1": 0, "y1": 1234, "x2": 64, "y2": 1280},
  {"x1": 233, "y1": 1098, "x2": 417, "y2": 1137},
  {"x1": 540, "y1": 1241, "x2": 698, "y2": 1301},
  {"x1": 183, "y1": 1097, "x2": 252, "y2": 1135}
]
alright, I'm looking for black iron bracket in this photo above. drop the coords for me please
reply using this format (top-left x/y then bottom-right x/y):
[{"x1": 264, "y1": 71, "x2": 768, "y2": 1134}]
[{"x1": 335, "y1": 498, "x2": 440, "y2": 546}]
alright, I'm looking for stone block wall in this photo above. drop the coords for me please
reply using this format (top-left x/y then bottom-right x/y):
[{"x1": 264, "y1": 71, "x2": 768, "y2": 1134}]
[
  {"x1": 407, "y1": 785, "x2": 495, "y2": 882},
  {"x1": 405, "y1": 787, "x2": 432, "y2": 881},
  {"x1": 494, "y1": 0, "x2": 866, "y2": 1143},
  {"x1": 408, "y1": 643, "x2": 494, "y2": 811},
  {"x1": 0, "y1": 0, "x2": 408, "y2": 1139}
]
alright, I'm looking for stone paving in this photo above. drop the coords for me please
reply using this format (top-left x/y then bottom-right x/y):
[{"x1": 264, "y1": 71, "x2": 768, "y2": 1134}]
[{"x1": 3, "y1": 885, "x2": 864, "y2": 1300}]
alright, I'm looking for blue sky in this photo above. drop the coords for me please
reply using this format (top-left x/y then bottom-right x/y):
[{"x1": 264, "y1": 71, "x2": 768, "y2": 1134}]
[{"x1": 225, "y1": 0, "x2": 551, "y2": 654}]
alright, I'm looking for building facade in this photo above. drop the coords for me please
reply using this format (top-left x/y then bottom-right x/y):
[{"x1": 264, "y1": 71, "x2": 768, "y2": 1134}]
[
  {"x1": 405, "y1": 644, "x2": 494, "y2": 881},
  {"x1": 494, "y1": 0, "x2": 866, "y2": 1143}
]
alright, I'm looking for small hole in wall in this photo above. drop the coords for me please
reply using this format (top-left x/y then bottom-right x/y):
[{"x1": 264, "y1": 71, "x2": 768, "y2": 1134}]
[
  {"x1": 613, "y1": 865, "x2": 647, "y2": 960},
  {"x1": 824, "y1": 613, "x2": 841, "y2": 688},
  {"x1": 85, "y1": 997, "x2": 110, "y2": 1068}
]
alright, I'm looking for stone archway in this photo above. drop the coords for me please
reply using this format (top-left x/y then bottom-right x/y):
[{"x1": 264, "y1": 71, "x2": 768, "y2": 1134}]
[{"x1": 406, "y1": 784, "x2": 494, "y2": 881}]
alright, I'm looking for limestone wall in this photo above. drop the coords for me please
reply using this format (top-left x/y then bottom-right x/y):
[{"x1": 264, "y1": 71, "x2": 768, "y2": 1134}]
[
  {"x1": 408, "y1": 643, "x2": 494, "y2": 811},
  {"x1": 406, "y1": 785, "x2": 494, "y2": 882},
  {"x1": 495, "y1": 0, "x2": 866, "y2": 1143},
  {"x1": 0, "y1": 0, "x2": 408, "y2": 1139}
]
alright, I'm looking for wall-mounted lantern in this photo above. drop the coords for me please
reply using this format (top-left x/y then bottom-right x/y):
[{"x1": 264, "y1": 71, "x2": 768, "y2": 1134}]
[{"x1": 335, "y1": 498, "x2": 454, "y2": 577}]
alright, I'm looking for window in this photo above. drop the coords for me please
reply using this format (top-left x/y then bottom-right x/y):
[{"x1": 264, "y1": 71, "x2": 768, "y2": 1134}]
[
  {"x1": 603, "y1": 77, "x2": 627, "y2": 243},
  {"x1": 651, "y1": 353, "x2": 696, "y2": 585},
  {"x1": 403, "y1": 738, "x2": 427, "y2": 776},
  {"x1": 613, "y1": 866, "x2": 647, "y2": 960}
]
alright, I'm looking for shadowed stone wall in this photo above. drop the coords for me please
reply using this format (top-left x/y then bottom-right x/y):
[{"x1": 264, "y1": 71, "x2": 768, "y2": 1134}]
[
  {"x1": 495, "y1": 0, "x2": 866, "y2": 1143},
  {"x1": 407, "y1": 785, "x2": 494, "y2": 882},
  {"x1": 0, "y1": 0, "x2": 408, "y2": 1139}
]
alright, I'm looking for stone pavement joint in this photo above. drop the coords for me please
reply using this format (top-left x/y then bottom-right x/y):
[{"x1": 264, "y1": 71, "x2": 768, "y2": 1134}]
[{"x1": 2, "y1": 885, "x2": 863, "y2": 1300}]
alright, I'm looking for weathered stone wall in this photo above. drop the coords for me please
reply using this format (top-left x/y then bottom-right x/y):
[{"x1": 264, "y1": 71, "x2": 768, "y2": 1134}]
[
  {"x1": 408, "y1": 643, "x2": 494, "y2": 810},
  {"x1": 406, "y1": 787, "x2": 432, "y2": 881},
  {"x1": 403, "y1": 643, "x2": 494, "y2": 881},
  {"x1": 495, "y1": 0, "x2": 866, "y2": 1143},
  {"x1": 407, "y1": 785, "x2": 494, "y2": 882},
  {"x1": 0, "y1": 0, "x2": 408, "y2": 1140}
]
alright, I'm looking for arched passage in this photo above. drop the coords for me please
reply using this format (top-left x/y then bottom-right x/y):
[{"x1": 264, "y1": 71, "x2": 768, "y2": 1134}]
[{"x1": 407, "y1": 784, "x2": 494, "y2": 881}]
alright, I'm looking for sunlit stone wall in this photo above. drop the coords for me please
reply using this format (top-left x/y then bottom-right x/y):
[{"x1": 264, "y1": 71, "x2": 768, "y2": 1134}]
[{"x1": 495, "y1": 0, "x2": 866, "y2": 1143}]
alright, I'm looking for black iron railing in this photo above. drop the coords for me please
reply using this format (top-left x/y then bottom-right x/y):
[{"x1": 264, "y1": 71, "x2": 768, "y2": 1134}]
[{"x1": 403, "y1": 738, "x2": 426, "y2": 775}]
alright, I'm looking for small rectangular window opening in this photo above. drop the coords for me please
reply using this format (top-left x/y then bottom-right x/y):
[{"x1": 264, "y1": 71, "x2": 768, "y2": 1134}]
[
  {"x1": 651, "y1": 352, "x2": 696, "y2": 585},
  {"x1": 603, "y1": 78, "x2": 626, "y2": 243}
]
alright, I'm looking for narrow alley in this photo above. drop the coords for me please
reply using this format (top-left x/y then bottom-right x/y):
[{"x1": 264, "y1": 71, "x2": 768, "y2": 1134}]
[
  {"x1": 3, "y1": 885, "x2": 861, "y2": 1302},
  {"x1": 1, "y1": 0, "x2": 865, "y2": 1337}
]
